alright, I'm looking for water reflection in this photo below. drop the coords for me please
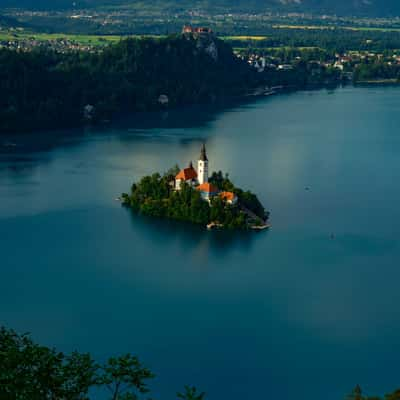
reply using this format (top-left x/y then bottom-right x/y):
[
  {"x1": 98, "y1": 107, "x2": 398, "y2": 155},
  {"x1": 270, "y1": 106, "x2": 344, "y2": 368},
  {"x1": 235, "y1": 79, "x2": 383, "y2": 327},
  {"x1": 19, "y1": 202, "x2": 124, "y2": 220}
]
[
  {"x1": 125, "y1": 208, "x2": 262, "y2": 255},
  {"x1": 0, "y1": 101, "x2": 245, "y2": 189},
  {"x1": 0, "y1": 100, "x2": 247, "y2": 157}
]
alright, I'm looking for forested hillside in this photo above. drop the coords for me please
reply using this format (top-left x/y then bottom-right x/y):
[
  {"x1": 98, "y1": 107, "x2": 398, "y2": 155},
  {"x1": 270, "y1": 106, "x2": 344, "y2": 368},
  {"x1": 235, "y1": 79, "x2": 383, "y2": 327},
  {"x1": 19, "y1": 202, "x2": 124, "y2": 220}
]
[{"x1": 0, "y1": 34, "x2": 257, "y2": 133}]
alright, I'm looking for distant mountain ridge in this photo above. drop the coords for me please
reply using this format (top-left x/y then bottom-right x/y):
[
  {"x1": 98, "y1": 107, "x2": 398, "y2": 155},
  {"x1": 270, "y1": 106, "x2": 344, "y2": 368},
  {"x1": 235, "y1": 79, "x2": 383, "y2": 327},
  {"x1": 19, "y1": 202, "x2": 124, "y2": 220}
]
[
  {"x1": 1, "y1": 0, "x2": 400, "y2": 16},
  {"x1": 0, "y1": 13, "x2": 27, "y2": 27}
]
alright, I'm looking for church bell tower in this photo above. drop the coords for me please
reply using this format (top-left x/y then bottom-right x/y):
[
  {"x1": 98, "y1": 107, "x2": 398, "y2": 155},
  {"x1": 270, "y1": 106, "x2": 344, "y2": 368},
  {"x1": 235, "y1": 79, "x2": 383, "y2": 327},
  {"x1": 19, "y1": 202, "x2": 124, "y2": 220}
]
[{"x1": 198, "y1": 144, "x2": 208, "y2": 185}]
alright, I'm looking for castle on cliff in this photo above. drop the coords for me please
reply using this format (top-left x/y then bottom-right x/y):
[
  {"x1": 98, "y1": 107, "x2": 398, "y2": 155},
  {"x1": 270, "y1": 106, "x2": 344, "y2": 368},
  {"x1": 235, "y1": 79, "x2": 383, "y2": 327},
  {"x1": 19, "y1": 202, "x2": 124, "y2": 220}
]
[{"x1": 182, "y1": 25, "x2": 213, "y2": 35}]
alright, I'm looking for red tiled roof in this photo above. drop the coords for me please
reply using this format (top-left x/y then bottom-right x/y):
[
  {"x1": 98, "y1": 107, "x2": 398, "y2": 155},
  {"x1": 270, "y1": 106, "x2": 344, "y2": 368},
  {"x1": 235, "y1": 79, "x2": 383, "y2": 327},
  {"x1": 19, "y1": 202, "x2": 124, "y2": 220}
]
[
  {"x1": 219, "y1": 191, "x2": 236, "y2": 201},
  {"x1": 176, "y1": 167, "x2": 197, "y2": 181},
  {"x1": 196, "y1": 182, "x2": 219, "y2": 193}
]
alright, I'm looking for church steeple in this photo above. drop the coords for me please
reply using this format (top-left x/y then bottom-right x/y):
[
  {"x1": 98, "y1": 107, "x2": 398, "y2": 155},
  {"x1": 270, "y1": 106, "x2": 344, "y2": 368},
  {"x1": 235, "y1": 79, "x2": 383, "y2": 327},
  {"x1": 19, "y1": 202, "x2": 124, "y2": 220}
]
[
  {"x1": 198, "y1": 143, "x2": 208, "y2": 184},
  {"x1": 199, "y1": 143, "x2": 208, "y2": 162}
]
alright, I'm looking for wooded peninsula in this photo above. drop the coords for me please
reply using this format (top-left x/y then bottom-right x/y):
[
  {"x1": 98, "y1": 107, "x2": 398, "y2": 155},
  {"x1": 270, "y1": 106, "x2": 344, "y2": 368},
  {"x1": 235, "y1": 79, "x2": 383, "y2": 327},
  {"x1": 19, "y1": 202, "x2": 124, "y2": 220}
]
[
  {"x1": 0, "y1": 29, "x2": 343, "y2": 135},
  {"x1": 0, "y1": 32, "x2": 257, "y2": 134}
]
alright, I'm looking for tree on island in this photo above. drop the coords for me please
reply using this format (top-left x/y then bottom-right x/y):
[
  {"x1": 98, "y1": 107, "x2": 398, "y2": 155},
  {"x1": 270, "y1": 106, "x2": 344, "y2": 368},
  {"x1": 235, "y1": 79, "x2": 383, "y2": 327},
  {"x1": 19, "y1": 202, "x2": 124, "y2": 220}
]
[{"x1": 209, "y1": 171, "x2": 267, "y2": 221}]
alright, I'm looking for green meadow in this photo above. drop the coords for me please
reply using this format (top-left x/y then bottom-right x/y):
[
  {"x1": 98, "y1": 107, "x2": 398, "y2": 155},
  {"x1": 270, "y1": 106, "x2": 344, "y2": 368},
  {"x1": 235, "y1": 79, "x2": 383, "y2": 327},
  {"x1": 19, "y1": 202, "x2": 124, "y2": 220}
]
[
  {"x1": 0, "y1": 31, "x2": 164, "y2": 45},
  {"x1": 272, "y1": 24, "x2": 400, "y2": 32}
]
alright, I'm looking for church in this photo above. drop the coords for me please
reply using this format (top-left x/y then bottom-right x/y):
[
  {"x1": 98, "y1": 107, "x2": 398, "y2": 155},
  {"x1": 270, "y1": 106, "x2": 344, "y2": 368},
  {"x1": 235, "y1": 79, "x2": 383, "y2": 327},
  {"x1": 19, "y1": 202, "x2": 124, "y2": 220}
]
[{"x1": 175, "y1": 144, "x2": 237, "y2": 204}]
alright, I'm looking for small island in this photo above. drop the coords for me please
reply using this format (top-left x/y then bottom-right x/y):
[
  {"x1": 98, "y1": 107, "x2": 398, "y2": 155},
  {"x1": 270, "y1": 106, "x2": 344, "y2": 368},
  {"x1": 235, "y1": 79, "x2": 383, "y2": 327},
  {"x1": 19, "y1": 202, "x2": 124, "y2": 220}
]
[{"x1": 121, "y1": 145, "x2": 270, "y2": 230}]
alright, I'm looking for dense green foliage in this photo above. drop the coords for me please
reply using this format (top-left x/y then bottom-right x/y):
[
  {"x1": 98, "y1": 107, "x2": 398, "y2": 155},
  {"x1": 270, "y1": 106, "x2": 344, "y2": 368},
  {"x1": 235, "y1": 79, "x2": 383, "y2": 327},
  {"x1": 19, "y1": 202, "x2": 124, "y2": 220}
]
[
  {"x1": 2, "y1": 326, "x2": 400, "y2": 400},
  {"x1": 0, "y1": 326, "x2": 202, "y2": 400},
  {"x1": 4, "y1": 25, "x2": 400, "y2": 134},
  {"x1": 122, "y1": 168, "x2": 267, "y2": 229},
  {"x1": 0, "y1": 327, "x2": 96, "y2": 399},
  {"x1": 209, "y1": 171, "x2": 268, "y2": 221},
  {"x1": 0, "y1": 34, "x2": 255, "y2": 133},
  {"x1": 98, "y1": 354, "x2": 154, "y2": 400},
  {"x1": 227, "y1": 29, "x2": 400, "y2": 53},
  {"x1": 354, "y1": 60, "x2": 400, "y2": 82},
  {"x1": 126, "y1": 173, "x2": 211, "y2": 225},
  {"x1": 178, "y1": 386, "x2": 206, "y2": 400},
  {"x1": 0, "y1": 326, "x2": 153, "y2": 400}
]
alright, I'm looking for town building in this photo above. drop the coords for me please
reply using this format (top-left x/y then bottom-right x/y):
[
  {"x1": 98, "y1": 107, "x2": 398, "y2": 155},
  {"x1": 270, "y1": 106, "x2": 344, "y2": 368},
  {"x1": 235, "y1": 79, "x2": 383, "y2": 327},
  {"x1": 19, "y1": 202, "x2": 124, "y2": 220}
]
[
  {"x1": 219, "y1": 191, "x2": 238, "y2": 205},
  {"x1": 196, "y1": 182, "x2": 219, "y2": 202},
  {"x1": 175, "y1": 161, "x2": 198, "y2": 190}
]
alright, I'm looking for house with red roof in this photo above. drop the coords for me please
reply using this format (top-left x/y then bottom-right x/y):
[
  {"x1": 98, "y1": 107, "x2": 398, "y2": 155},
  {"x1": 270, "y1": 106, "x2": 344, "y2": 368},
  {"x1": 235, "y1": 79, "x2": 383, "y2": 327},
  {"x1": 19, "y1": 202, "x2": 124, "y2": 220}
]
[
  {"x1": 196, "y1": 182, "x2": 219, "y2": 201},
  {"x1": 219, "y1": 191, "x2": 238, "y2": 205}
]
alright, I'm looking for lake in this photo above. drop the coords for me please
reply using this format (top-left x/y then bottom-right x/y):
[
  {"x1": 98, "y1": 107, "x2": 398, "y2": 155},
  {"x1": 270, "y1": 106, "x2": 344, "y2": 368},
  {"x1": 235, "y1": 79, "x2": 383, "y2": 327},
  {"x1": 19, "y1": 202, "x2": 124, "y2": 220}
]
[{"x1": 1, "y1": 86, "x2": 400, "y2": 400}]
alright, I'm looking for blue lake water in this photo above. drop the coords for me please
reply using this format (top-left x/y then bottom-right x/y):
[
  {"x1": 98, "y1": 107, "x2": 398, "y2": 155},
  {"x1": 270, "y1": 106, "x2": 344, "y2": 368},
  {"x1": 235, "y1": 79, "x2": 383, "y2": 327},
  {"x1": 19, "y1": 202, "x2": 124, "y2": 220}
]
[{"x1": 1, "y1": 86, "x2": 400, "y2": 399}]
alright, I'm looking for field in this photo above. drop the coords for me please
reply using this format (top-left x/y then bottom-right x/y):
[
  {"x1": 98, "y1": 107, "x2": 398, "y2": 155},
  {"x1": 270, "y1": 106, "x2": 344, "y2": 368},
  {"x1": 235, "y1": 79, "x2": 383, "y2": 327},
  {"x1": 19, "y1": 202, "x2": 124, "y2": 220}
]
[
  {"x1": 272, "y1": 24, "x2": 400, "y2": 32},
  {"x1": 222, "y1": 36, "x2": 268, "y2": 41},
  {"x1": 0, "y1": 32, "x2": 273, "y2": 45},
  {"x1": 232, "y1": 45, "x2": 319, "y2": 51},
  {"x1": 0, "y1": 31, "x2": 121, "y2": 44},
  {"x1": 0, "y1": 31, "x2": 164, "y2": 45}
]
